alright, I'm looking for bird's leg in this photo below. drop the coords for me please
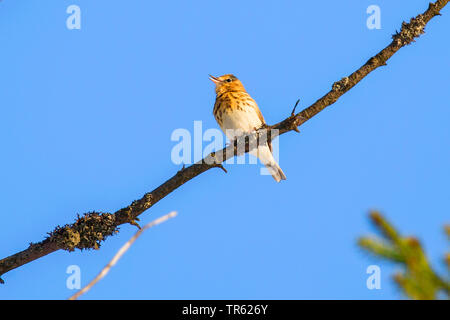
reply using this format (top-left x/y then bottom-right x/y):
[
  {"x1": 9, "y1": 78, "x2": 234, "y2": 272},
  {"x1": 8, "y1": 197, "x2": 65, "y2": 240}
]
[
  {"x1": 225, "y1": 132, "x2": 240, "y2": 148},
  {"x1": 225, "y1": 139, "x2": 235, "y2": 148}
]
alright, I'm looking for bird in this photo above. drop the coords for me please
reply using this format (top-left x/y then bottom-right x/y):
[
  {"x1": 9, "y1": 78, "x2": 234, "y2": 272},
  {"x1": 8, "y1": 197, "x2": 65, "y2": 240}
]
[{"x1": 209, "y1": 74, "x2": 286, "y2": 182}]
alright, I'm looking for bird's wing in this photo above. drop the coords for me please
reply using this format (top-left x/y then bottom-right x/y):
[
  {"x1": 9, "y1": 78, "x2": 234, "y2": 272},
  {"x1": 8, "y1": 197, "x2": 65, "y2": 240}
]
[
  {"x1": 244, "y1": 94, "x2": 265, "y2": 125},
  {"x1": 243, "y1": 93, "x2": 273, "y2": 152}
]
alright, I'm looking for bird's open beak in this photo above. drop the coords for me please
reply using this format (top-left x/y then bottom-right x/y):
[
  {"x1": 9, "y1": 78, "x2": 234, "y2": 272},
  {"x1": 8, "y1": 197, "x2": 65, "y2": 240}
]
[{"x1": 208, "y1": 75, "x2": 221, "y2": 84}]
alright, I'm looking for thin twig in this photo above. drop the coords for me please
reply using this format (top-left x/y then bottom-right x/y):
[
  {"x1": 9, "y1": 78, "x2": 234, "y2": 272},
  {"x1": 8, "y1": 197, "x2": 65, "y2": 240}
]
[{"x1": 68, "y1": 211, "x2": 177, "y2": 300}]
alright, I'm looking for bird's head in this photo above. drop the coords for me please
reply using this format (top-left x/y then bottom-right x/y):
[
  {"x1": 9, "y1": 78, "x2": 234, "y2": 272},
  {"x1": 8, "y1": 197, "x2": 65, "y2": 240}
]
[{"x1": 209, "y1": 74, "x2": 245, "y2": 95}]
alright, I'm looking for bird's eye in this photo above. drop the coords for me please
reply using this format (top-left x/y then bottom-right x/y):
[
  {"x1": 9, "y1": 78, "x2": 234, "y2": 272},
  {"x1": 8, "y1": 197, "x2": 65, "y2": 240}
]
[{"x1": 226, "y1": 79, "x2": 232, "y2": 83}]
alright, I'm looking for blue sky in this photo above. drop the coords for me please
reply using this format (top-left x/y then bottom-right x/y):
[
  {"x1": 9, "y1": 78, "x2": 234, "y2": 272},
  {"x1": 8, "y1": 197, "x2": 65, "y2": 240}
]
[{"x1": 0, "y1": 1, "x2": 449, "y2": 299}]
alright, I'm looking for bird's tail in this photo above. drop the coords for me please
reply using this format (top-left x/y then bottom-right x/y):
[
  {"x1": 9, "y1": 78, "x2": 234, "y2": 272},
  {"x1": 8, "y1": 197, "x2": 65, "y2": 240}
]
[{"x1": 251, "y1": 145, "x2": 287, "y2": 183}]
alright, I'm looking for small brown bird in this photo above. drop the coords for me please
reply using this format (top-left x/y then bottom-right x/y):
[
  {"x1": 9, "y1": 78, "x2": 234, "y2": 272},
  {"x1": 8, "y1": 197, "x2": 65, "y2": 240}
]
[{"x1": 209, "y1": 74, "x2": 286, "y2": 182}]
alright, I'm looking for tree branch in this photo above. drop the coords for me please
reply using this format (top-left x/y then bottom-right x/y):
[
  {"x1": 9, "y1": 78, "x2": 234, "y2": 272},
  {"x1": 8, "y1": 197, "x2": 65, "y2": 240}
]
[{"x1": 0, "y1": 0, "x2": 448, "y2": 284}]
